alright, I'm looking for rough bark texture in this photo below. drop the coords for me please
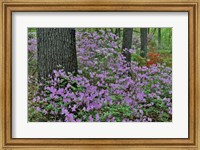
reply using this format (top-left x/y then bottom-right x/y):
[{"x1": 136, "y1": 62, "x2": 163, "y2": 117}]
[
  {"x1": 122, "y1": 28, "x2": 133, "y2": 62},
  {"x1": 140, "y1": 28, "x2": 148, "y2": 58},
  {"x1": 158, "y1": 28, "x2": 161, "y2": 47},
  {"x1": 37, "y1": 28, "x2": 78, "y2": 79}
]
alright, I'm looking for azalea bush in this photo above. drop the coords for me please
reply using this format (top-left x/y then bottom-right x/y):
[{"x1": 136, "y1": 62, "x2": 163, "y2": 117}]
[
  {"x1": 28, "y1": 30, "x2": 172, "y2": 122},
  {"x1": 146, "y1": 46, "x2": 161, "y2": 67}
]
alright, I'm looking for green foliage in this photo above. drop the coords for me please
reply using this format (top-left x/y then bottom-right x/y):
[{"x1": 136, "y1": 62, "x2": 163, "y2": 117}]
[
  {"x1": 131, "y1": 53, "x2": 146, "y2": 66},
  {"x1": 110, "y1": 95, "x2": 123, "y2": 101},
  {"x1": 101, "y1": 104, "x2": 133, "y2": 122},
  {"x1": 153, "y1": 28, "x2": 172, "y2": 51},
  {"x1": 28, "y1": 107, "x2": 48, "y2": 122},
  {"x1": 131, "y1": 49, "x2": 146, "y2": 66},
  {"x1": 141, "y1": 99, "x2": 172, "y2": 122},
  {"x1": 28, "y1": 28, "x2": 36, "y2": 33},
  {"x1": 159, "y1": 50, "x2": 172, "y2": 67}
]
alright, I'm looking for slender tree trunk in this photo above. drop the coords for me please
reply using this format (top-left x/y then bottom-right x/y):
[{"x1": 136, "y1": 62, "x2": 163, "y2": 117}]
[
  {"x1": 111, "y1": 28, "x2": 114, "y2": 33},
  {"x1": 95, "y1": 28, "x2": 99, "y2": 32},
  {"x1": 115, "y1": 28, "x2": 119, "y2": 37},
  {"x1": 158, "y1": 28, "x2": 161, "y2": 47},
  {"x1": 122, "y1": 28, "x2": 133, "y2": 62},
  {"x1": 140, "y1": 28, "x2": 148, "y2": 58},
  {"x1": 152, "y1": 28, "x2": 157, "y2": 35},
  {"x1": 169, "y1": 29, "x2": 172, "y2": 53},
  {"x1": 37, "y1": 28, "x2": 78, "y2": 79},
  {"x1": 118, "y1": 28, "x2": 121, "y2": 39}
]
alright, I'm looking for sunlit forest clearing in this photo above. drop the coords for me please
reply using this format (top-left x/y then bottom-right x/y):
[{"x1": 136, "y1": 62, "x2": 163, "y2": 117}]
[{"x1": 28, "y1": 28, "x2": 172, "y2": 122}]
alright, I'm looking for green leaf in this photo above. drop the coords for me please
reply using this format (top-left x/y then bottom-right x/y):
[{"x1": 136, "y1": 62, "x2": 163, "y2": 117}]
[
  {"x1": 70, "y1": 85, "x2": 77, "y2": 91},
  {"x1": 46, "y1": 104, "x2": 53, "y2": 111},
  {"x1": 110, "y1": 95, "x2": 123, "y2": 101},
  {"x1": 46, "y1": 97, "x2": 51, "y2": 101}
]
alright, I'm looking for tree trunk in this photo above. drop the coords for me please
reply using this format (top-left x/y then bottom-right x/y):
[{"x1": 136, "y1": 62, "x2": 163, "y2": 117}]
[
  {"x1": 169, "y1": 29, "x2": 172, "y2": 53},
  {"x1": 115, "y1": 28, "x2": 119, "y2": 36},
  {"x1": 111, "y1": 28, "x2": 114, "y2": 33},
  {"x1": 118, "y1": 28, "x2": 121, "y2": 38},
  {"x1": 140, "y1": 28, "x2": 148, "y2": 58},
  {"x1": 152, "y1": 28, "x2": 157, "y2": 35},
  {"x1": 158, "y1": 28, "x2": 161, "y2": 47},
  {"x1": 37, "y1": 28, "x2": 78, "y2": 79},
  {"x1": 122, "y1": 28, "x2": 133, "y2": 62}
]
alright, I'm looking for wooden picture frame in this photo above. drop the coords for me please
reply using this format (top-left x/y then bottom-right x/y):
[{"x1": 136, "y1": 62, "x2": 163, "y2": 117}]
[{"x1": 0, "y1": 0, "x2": 199, "y2": 149}]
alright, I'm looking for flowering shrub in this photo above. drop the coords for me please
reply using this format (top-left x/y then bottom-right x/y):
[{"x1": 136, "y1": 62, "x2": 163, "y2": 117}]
[
  {"x1": 146, "y1": 52, "x2": 161, "y2": 67},
  {"x1": 146, "y1": 46, "x2": 161, "y2": 67},
  {"x1": 28, "y1": 30, "x2": 172, "y2": 122}
]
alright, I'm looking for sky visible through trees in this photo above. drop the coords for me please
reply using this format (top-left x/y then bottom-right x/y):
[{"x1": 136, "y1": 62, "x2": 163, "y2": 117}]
[{"x1": 28, "y1": 28, "x2": 172, "y2": 122}]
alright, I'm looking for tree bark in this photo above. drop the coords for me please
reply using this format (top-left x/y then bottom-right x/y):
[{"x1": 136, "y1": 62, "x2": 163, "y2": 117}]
[
  {"x1": 140, "y1": 28, "x2": 148, "y2": 58},
  {"x1": 37, "y1": 28, "x2": 78, "y2": 79},
  {"x1": 122, "y1": 28, "x2": 133, "y2": 62}
]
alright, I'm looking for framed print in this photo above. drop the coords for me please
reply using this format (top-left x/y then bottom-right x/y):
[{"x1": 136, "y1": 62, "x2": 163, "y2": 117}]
[{"x1": 0, "y1": 0, "x2": 199, "y2": 149}]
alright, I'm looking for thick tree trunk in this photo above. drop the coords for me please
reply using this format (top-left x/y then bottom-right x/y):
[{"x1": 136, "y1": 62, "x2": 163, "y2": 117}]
[
  {"x1": 140, "y1": 28, "x2": 148, "y2": 58},
  {"x1": 122, "y1": 28, "x2": 133, "y2": 62},
  {"x1": 158, "y1": 28, "x2": 161, "y2": 47},
  {"x1": 37, "y1": 28, "x2": 78, "y2": 79}
]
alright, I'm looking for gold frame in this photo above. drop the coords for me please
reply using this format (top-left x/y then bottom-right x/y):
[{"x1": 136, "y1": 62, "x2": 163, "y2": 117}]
[{"x1": 0, "y1": 0, "x2": 199, "y2": 149}]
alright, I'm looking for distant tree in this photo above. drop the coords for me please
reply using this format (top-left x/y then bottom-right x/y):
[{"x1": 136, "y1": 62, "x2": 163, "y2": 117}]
[
  {"x1": 152, "y1": 28, "x2": 157, "y2": 35},
  {"x1": 118, "y1": 28, "x2": 121, "y2": 39},
  {"x1": 37, "y1": 28, "x2": 78, "y2": 79},
  {"x1": 140, "y1": 28, "x2": 148, "y2": 57},
  {"x1": 111, "y1": 28, "x2": 115, "y2": 33},
  {"x1": 115, "y1": 28, "x2": 120, "y2": 37},
  {"x1": 122, "y1": 28, "x2": 133, "y2": 62},
  {"x1": 158, "y1": 28, "x2": 161, "y2": 47},
  {"x1": 168, "y1": 28, "x2": 172, "y2": 53}
]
